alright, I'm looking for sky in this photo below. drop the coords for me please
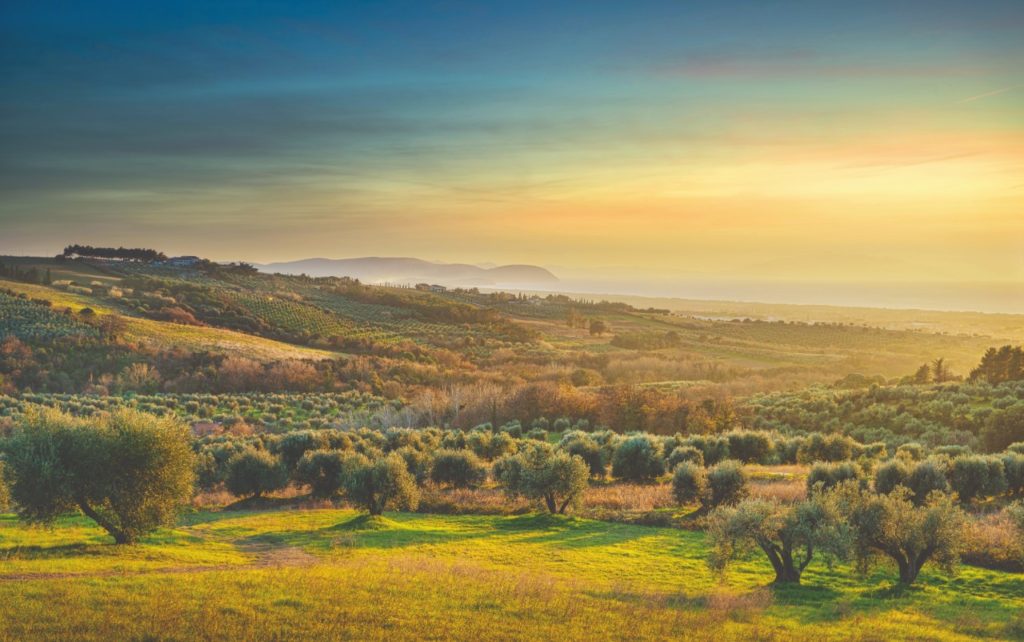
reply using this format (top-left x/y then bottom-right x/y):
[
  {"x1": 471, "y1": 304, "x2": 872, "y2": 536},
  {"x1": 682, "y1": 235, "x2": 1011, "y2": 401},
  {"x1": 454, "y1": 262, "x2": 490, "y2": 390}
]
[{"x1": 1, "y1": 1, "x2": 1023, "y2": 304}]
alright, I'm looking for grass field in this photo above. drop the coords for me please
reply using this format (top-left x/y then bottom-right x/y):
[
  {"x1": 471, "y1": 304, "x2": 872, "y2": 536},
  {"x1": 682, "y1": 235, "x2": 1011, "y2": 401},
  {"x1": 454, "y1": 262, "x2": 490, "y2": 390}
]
[{"x1": 2, "y1": 509, "x2": 1021, "y2": 641}]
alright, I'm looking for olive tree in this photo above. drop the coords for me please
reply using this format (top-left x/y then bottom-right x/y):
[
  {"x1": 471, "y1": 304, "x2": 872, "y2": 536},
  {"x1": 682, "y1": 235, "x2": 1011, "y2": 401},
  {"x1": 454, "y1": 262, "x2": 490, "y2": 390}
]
[
  {"x1": 673, "y1": 460, "x2": 748, "y2": 513},
  {"x1": 611, "y1": 435, "x2": 665, "y2": 482},
  {"x1": 835, "y1": 484, "x2": 966, "y2": 585},
  {"x1": 430, "y1": 449, "x2": 488, "y2": 488},
  {"x1": 560, "y1": 437, "x2": 606, "y2": 478},
  {"x1": 707, "y1": 497, "x2": 848, "y2": 584},
  {"x1": 294, "y1": 449, "x2": 352, "y2": 499},
  {"x1": 342, "y1": 453, "x2": 419, "y2": 516},
  {"x1": 4, "y1": 408, "x2": 195, "y2": 545},
  {"x1": 495, "y1": 448, "x2": 589, "y2": 514},
  {"x1": 225, "y1": 448, "x2": 288, "y2": 498}
]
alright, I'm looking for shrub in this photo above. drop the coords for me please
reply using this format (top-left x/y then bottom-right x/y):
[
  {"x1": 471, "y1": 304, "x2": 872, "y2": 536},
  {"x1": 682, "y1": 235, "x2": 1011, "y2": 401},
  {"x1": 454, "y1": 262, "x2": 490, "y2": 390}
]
[
  {"x1": 4, "y1": 408, "x2": 194, "y2": 544},
  {"x1": 1008, "y1": 442, "x2": 1024, "y2": 455},
  {"x1": 0, "y1": 461, "x2": 9, "y2": 511},
  {"x1": 226, "y1": 448, "x2": 288, "y2": 498},
  {"x1": 561, "y1": 437, "x2": 605, "y2": 478},
  {"x1": 982, "y1": 404, "x2": 1024, "y2": 453},
  {"x1": 807, "y1": 462, "x2": 862, "y2": 493},
  {"x1": 395, "y1": 446, "x2": 433, "y2": 485},
  {"x1": 671, "y1": 462, "x2": 707, "y2": 505},
  {"x1": 611, "y1": 435, "x2": 665, "y2": 482},
  {"x1": 342, "y1": 453, "x2": 419, "y2": 515},
  {"x1": 1001, "y1": 453, "x2": 1024, "y2": 496},
  {"x1": 906, "y1": 458, "x2": 950, "y2": 505},
  {"x1": 874, "y1": 460, "x2": 909, "y2": 495},
  {"x1": 726, "y1": 431, "x2": 774, "y2": 464},
  {"x1": 934, "y1": 445, "x2": 971, "y2": 458},
  {"x1": 797, "y1": 433, "x2": 856, "y2": 463},
  {"x1": 294, "y1": 450, "x2": 350, "y2": 499},
  {"x1": 949, "y1": 455, "x2": 1006, "y2": 503},
  {"x1": 430, "y1": 449, "x2": 488, "y2": 489},
  {"x1": 666, "y1": 445, "x2": 704, "y2": 470},
  {"x1": 275, "y1": 430, "x2": 330, "y2": 472},
  {"x1": 494, "y1": 449, "x2": 589, "y2": 514},
  {"x1": 683, "y1": 435, "x2": 730, "y2": 466},
  {"x1": 895, "y1": 442, "x2": 925, "y2": 462},
  {"x1": 705, "y1": 460, "x2": 749, "y2": 508},
  {"x1": 707, "y1": 497, "x2": 847, "y2": 584},
  {"x1": 836, "y1": 484, "x2": 965, "y2": 585}
]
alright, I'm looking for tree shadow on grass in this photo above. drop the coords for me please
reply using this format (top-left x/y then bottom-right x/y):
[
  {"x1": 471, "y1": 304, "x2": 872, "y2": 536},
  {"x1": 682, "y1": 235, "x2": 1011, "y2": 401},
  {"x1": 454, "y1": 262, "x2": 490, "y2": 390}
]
[
  {"x1": 498, "y1": 513, "x2": 664, "y2": 549},
  {"x1": 234, "y1": 512, "x2": 490, "y2": 554}
]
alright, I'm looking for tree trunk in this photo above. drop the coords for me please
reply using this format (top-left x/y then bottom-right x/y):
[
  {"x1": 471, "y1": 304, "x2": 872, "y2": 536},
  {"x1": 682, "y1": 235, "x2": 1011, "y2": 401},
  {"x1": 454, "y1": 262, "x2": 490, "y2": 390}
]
[
  {"x1": 77, "y1": 498, "x2": 131, "y2": 545},
  {"x1": 894, "y1": 552, "x2": 919, "y2": 585},
  {"x1": 544, "y1": 494, "x2": 557, "y2": 514}
]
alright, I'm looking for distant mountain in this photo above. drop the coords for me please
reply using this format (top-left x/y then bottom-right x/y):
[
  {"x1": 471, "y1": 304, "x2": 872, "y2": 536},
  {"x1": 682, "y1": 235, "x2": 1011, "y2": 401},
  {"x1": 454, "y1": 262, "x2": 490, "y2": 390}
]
[{"x1": 256, "y1": 257, "x2": 559, "y2": 288}]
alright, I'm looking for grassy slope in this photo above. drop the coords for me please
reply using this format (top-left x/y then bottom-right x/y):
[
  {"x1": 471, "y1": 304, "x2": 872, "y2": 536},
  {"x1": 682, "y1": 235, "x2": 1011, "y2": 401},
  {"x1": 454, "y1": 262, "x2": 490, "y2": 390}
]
[
  {"x1": 0, "y1": 278, "x2": 338, "y2": 362},
  {"x1": 1, "y1": 510, "x2": 1020, "y2": 641}
]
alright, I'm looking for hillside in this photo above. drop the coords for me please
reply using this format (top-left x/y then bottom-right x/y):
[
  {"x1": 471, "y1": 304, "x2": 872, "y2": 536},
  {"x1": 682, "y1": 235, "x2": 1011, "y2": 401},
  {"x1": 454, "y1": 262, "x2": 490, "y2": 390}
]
[
  {"x1": 0, "y1": 253, "x2": 1019, "y2": 416},
  {"x1": 256, "y1": 256, "x2": 559, "y2": 288}
]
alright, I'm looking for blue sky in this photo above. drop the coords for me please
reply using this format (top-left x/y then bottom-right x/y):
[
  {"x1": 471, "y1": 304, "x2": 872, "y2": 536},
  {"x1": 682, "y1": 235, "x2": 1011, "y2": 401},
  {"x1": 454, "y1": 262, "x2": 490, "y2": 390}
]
[{"x1": 1, "y1": 1, "x2": 1022, "y2": 290}]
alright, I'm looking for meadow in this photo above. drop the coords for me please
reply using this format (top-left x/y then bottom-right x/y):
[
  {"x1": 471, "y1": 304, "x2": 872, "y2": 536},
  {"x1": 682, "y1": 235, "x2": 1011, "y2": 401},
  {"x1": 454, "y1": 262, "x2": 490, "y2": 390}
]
[{"x1": 2, "y1": 509, "x2": 1022, "y2": 641}]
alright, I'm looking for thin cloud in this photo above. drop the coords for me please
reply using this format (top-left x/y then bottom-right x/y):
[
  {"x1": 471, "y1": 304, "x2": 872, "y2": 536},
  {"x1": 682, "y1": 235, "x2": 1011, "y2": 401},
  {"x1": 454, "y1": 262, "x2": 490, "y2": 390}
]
[{"x1": 956, "y1": 85, "x2": 1021, "y2": 103}]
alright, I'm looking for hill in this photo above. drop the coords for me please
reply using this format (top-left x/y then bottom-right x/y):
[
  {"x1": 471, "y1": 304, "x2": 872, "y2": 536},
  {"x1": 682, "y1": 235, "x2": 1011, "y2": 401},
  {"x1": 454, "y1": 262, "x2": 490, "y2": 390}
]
[{"x1": 256, "y1": 256, "x2": 559, "y2": 288}]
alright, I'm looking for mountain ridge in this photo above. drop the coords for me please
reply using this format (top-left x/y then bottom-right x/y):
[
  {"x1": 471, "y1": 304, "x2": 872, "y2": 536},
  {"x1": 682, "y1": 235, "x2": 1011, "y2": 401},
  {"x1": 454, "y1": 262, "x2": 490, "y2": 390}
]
[{"x1": 255, "y1": 256, "x2": 559, "y2": 288}]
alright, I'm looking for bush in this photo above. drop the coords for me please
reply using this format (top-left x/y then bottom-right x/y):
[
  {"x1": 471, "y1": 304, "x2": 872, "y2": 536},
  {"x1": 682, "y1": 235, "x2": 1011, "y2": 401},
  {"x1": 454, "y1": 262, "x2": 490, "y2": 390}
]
[
  {"x1": 874, "y1": 460, "x2": 909, "y2": 494},
  {"x1": 949, "y1": 455, "x2": 1006, "y2": 503},
  {"x1": 274, "y1": 430, "x2": 329, "y2": 472},
  {"x1": 611, "y1": 435, "x2": 665, "y2": 482},
  {"x1": 395, "y1": 446, "x2": 433, "y2": 485},
  {"x1": 495, "y1": 449, "x2": 589, "y2": 514},
  {"x1": 342, "y1": 453, "x2": 419, "y2": 515},
  {"x1": 0, "y1": 461, "x2": 9, "y2": 511},
  {"x1": 906, "y1": 458, "x2": 950, "y2": 505},
  {"x1": 797, "y1": 433, "x2": 856, "y2": 463},
  {"x1": 226, "y1": 448, "x2": 288, "y2": 499},
  {"x1": 1001, "y1": 452, "x2": 1024, "y2": 496},
  {"x1": 666, "y1": 445, "x2": 704, "y2": 470},
  {"x1": 294, "y1": 450, "x2": 351, "y2": 499},
  {"x1": 561, "y1": 437, "x2": 605, "y2": 478},
  {"x1": 807, "y1": 462, "x2": 862, "y2": 493},
  {"x1": 726, "y1": 431, "x2": 774, "y2": 464},
  {"x1": 705, "y1": 460, "x2": 749, "y2": 508},
  {"x1": 895, "y1": 442, "x2": 925, "y2": 462},
  {"x1": 683, "y1": 435, "x2": 729, "y2": 466},
  {"x1": 430, "y1": 449, "x2": 488, "y2": 489},
  {"x1": 671, "y1": 462, "x2": 707, "y2": 505},
  {"x1": 982, "y1": 404, "x2": 1024, "y2": 453},
  {"x1": 4, "y1": 408, "x2": 194, "y2": 544}
]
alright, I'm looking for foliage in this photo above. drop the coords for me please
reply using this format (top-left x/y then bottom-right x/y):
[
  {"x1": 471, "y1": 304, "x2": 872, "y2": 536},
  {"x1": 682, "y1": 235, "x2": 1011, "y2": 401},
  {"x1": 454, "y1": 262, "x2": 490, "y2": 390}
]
[
  {"x1": 430, "y1": 449, "x2": 488, "y2": 489},
  {"x1": 225, "y1": 448, "x2": 288, "y2": 498},
  {"x1": 294, "y1": 450, "x2": 350, "y2": 499},
  {"x1": 611, "y1": 435, "x2": 665, "y2": 482},
  {"x1": 835, "y1": 484, "x2": 966, "y2": 585},
  {"x1": 806, "y1": 461, "x2": 863, "y2": 493},
  {"x1": 671, "y1": 462, "x2": 706, "y2": 506},
  {"x1": 341, "y1": 453, "x2": 419, "y2": 515},
  {"x1": 665, "y1": 445, "x2": 704, "y2": 470},
  {"x1": 3, "y1": 407, "x2": 194, "y2": 544},
  {"x1": 494, "y1": 448, "x2": 589, "y2": 514},
  {"x1": 949, "y1": 455, "x2": 1006, "y2": 504},
  {"x1": 705, "y1": 460, "x2": 749, "y2": 509},
  {"x1": 707, "y1": 496, "x2": 848, "y2": 584}
]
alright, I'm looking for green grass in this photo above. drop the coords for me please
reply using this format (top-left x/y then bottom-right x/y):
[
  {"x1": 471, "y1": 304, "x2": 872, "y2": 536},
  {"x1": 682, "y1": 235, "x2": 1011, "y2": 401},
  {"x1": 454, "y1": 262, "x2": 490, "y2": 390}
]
[{"x1": 1, "y1": 509, "x2": 1021, "y2": 641}]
